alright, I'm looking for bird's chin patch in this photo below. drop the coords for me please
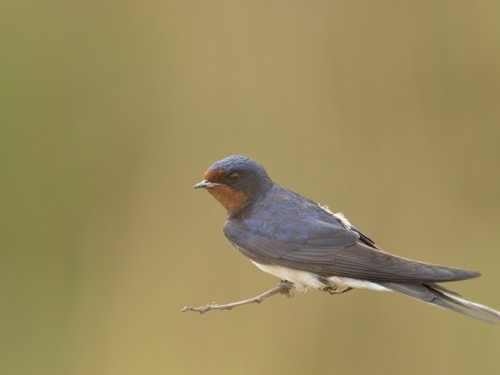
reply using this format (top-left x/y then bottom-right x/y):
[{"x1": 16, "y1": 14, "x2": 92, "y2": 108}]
[{"x1": 208, "y1": 185, "x2": 248, "y2": 212}]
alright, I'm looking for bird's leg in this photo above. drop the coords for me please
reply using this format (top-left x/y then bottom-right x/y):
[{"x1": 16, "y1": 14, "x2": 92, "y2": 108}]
[
  {"x1": 181, "y1": 280, "x2": 295, "y2": 314},
  {"x1": 321, "y1": 285, "x2": 353, "y2": 295},
  {"x1": 316, "y1": 275, "x2": 353, "y2": 295},
  {"x1": 278, "y1": 280, "x2": 295, "y2": 296}
]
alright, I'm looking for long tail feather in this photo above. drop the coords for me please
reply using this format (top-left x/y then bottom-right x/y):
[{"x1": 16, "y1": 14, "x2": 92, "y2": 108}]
[{"x1": 380, "y1": 282, "x2": 500, "y2": 324}]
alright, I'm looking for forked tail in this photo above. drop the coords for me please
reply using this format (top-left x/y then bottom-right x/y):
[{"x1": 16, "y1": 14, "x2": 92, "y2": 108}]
[{"x1": 381, "y1": 282, "x2": 500, "y2": 323}]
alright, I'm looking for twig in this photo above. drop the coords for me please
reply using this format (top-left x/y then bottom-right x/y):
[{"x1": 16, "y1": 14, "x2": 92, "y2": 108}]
[{"x1": 181, "y1": 280, "x2": 295, "y2": 314}]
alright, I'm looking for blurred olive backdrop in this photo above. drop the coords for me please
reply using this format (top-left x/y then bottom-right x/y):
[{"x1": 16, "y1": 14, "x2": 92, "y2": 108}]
[{"x1": 2, "y1": 1, "x2": 500, "y2": 374}]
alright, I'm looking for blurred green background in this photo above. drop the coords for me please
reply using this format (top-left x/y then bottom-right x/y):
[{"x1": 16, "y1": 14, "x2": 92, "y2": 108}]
[{"x1": 2, "y1": 1, "x2": 500, "y2": 374}]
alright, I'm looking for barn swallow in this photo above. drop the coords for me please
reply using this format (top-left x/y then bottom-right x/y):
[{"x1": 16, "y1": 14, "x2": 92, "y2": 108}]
[{"x1": 194, "y1": 155, "x2": 500, "y2": 322}]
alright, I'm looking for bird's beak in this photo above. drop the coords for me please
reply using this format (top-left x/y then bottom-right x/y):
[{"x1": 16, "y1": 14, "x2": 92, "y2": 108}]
[{"x1": 193, "y1": 180, "x2": 220, "y2": 189}]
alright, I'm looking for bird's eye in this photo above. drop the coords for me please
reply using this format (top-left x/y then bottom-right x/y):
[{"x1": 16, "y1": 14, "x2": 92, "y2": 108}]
[{"x1": 229, "y1": 172, "x2": 240, "y2": 183}]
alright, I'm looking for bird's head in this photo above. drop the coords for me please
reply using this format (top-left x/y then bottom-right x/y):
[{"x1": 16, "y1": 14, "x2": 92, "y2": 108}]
[{"x1": 194, "y1": 155, "x2": 273, "y2": 214}]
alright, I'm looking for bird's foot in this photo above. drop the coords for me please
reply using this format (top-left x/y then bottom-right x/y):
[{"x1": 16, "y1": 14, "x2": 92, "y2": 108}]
[
  {"x1": 322, "y1": 285, "x2": 353, "y2": 295},
  {"x1": 278, "y1": 280, "x2": 295, "y2": 298}
]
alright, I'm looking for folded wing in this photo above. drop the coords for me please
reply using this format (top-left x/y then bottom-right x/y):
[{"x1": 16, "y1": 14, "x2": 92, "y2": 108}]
[{"x1": 224, "y1": 219, "x2": 480, "y2": 283}]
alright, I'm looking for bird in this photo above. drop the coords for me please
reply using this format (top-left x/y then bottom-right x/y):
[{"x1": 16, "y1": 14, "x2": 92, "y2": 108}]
[{"x1": 194, "y1": 155, "x2": 500, "y2": 322}]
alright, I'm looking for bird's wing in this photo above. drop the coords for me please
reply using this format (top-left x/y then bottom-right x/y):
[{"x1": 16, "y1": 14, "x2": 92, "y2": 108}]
[{"x1": 224, "y1": 219, "x2": 479, "y2": 283}]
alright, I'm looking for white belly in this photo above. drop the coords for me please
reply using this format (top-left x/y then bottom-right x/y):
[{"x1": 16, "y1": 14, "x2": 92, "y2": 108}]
[{"x1": 251, "y1": 261, "x2": 390, "y2": 293}]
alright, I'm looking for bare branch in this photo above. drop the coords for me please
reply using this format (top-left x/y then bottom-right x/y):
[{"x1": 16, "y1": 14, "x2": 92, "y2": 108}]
[{"x1": 181, "y1": 280, "x2": 295, "y2": 314}]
